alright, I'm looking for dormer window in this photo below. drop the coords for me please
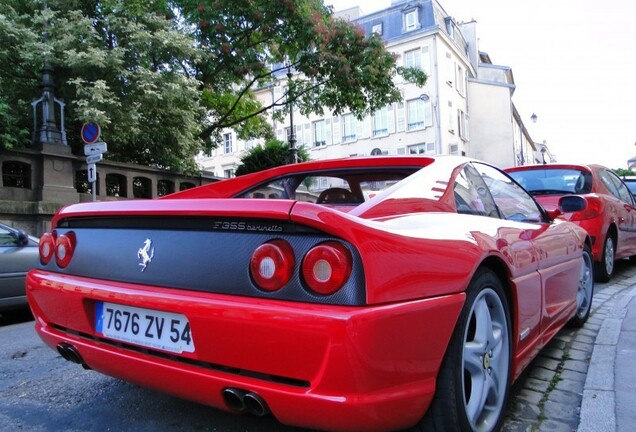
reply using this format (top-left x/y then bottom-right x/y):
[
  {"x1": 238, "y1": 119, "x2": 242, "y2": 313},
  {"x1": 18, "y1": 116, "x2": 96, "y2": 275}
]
[
  {"x1": 445, "y1": 17, "x2": 455, "y2": 37},
  {"x1": 372, "y1": 23, "x2": 383, "y2": 35},
  {"x1": 403, "y1": 9, "x2": 419, "y2": 32}
]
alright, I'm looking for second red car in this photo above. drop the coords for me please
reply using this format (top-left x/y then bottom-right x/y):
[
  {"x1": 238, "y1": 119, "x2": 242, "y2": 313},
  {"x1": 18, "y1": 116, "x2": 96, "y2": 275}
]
[{"x1": 507, "y1": 163, "x2": 636, "y2": 281}]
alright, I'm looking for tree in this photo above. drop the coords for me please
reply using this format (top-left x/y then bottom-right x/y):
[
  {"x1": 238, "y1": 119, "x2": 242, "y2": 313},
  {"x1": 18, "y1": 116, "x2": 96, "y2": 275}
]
[
  {"x1": 0, "y1": 0, "x2": 426, "y2": 173},
  {"x1": 235, "y1": 139, "x2": 309, "y2": 176},
  {"x1": 0, "y1": 0, "x2": 207, "y2": 173},
  {"x1": 0, "y1": 3, "x2": 42, "y2": 150},
  {"x1": 176, "y1": 0, "x2": 427, "y2": 144},
  {"x1": 614, "y1": 168, "x2": 634, "y2": 176},
  {"x1": 0, "y1": 92, "x2": 29, "y2": 149}
]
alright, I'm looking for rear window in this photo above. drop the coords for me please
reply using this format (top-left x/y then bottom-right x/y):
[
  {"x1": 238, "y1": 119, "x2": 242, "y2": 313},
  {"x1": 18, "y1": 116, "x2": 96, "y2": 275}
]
[
  {"x1": 237, "y1": 170, "x2": 417, "y2": 205},
  {"x1": 508, "y1": 169, "x2": 592, "y2": 195}
]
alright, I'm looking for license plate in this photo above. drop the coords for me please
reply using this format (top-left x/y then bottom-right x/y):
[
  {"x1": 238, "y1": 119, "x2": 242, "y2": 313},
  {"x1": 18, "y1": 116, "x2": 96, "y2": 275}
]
[{"x1": 95, "y1": 302, "x2": 195, "y2": 354}]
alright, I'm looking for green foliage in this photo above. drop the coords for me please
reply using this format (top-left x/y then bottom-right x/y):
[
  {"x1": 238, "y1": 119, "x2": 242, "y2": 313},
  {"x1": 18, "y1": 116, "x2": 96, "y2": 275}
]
[
  {"x1": 235, "y1": 139, "x2": 309, "y2": 176},
  {"x1": 0, "y1": 0, "x2": 207, "y2": 172},
  {"x1": 177, "y1": 0, "x2": 427, "y2": 139},
  {"x1": 50, "y1": 0, "x2": 207, "y2": 173},
  {"x1": 614, "y1": 168, "x2": 635, "y2": 176},
  {"x1": 0, "y1": 95, "x2": 30, "y2": 149},
  {"x1": 0, "y1": 3, "x2": 41, "y2": 149},
  {"x1": 0, "y1": 0, "x2": 426, "y2": 172}
]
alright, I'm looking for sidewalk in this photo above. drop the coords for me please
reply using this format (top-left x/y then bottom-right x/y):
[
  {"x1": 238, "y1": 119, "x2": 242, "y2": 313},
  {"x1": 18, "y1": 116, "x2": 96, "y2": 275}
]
[{"x1": 578, "y1": 272, "x2": 636, "y2": 432}]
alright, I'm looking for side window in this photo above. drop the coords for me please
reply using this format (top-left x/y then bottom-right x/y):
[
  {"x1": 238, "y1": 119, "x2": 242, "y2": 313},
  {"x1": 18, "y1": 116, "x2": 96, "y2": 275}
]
[
  {"x1": 605, "y1": 171, "x2": 635, "y2": 205},
  {"x1": 240, "y1": 179, "x2": 290, "y2": 200},
  {"x1": 473, "y1": 163, "x2": 544, "y2": 223},
  {"x1": 0, "y1": 226, "x2": 18, "y2": 247},
  {"x1": 599, "y1": 170, "x2": 619, "y2": 196},
  {"x1": 454, "y1": 164, "x2": 499, "y2": 217}
]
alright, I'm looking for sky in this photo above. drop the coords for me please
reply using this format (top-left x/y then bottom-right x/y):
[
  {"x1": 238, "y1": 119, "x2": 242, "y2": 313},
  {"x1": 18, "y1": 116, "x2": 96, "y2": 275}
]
[{"x1": 326, "y1": 0, "x2": 636, "y2": 169}]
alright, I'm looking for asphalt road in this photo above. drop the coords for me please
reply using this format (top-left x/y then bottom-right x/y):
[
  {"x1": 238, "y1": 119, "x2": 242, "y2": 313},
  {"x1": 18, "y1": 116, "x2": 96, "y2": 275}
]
[
  {"x1": 0, "y1": 314, "x2": 307, "y2": 432},
  {"x1": 1, "y1": 261, "x2": 631, "y2": 432}
]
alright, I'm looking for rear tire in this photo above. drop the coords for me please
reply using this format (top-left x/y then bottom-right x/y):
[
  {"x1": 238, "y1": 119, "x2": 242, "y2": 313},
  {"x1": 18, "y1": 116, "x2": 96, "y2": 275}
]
[
  {"x1": 416, "y1": 268, "x2": 511, "y2": 432},
  {"x1": 594, "y1": 234, "x2": 615, "y2": 282}
]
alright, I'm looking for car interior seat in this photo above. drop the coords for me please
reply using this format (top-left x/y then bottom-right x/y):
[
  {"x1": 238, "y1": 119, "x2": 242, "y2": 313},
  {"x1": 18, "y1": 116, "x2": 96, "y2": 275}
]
[{"x1": 316, "y1": 187, "x2": 359, "y2": 204}]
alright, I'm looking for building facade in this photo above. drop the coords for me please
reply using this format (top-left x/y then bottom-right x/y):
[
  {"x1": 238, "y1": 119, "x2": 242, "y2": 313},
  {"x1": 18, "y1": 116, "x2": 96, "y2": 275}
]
[{"x1": 197, "y1": 0, "x2": 544, "y2": 177}]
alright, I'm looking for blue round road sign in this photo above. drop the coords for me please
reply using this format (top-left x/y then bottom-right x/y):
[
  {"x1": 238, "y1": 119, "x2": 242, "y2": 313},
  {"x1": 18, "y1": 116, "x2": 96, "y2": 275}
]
[{"x1": 81, "y1": 122, "x2": 101, "y2": 144}]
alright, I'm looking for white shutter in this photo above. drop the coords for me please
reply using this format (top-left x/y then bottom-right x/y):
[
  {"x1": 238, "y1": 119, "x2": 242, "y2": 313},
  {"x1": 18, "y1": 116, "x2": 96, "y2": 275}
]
[
  {"x1": 421, "y1": 46, "x2": 431, "y2": 74},
  {"x1": 396, "y1": 102, "x2": 405, "y2": 132},
  {"x1": 357, "y1": 116, "x2": 371, "y2": 139},
  {"x1": 332, "y1": 116, "x2": 341, "y2": 144},
  {"x1": 424, "y1": 100, "x2": 433, "y2": 127}
]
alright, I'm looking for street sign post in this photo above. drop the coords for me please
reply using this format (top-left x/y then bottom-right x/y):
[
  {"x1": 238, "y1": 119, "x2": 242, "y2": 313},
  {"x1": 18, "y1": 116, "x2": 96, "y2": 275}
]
[
  {"x1": 84, "y1": 142, "x2": 107, "y2": 156},
  {"x1": 87, "y1": 163, "x2": 97, "y2": 183},
  {"x1": 81, "y1": 122, "x2": 101, "y2": 144},
  {"x1": 86, "y1": 154, "x2": 103, "y2": 164},
  {"x1": 80, "y1": 122, "x2": 106, "y2": 201}
]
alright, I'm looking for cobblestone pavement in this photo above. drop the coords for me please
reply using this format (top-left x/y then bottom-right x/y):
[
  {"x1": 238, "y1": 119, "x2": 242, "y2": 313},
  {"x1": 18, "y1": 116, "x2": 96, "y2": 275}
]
[{"x1": 501, "y1": 261, "x2": 636, "y2": 432}]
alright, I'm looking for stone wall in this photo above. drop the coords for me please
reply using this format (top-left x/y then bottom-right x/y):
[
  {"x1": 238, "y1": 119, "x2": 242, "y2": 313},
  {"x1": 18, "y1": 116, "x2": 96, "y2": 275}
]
[{"x1": 0, "y1": 146, "x2": 220, "y2": 236}]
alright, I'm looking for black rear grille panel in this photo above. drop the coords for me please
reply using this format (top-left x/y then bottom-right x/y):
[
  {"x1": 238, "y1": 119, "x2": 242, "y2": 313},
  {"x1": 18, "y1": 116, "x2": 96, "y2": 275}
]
[{"x1": 46, "y1": 217, "x2": 366, "y2": 305}]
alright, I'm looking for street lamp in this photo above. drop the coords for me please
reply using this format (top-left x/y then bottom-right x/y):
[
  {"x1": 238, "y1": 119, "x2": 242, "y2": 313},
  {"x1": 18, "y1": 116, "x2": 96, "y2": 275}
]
[
  {"x1": 287, "y1": 65, "x2": 298, "y2": 164},
  {"x1": 541, "y1": 146, "x2": 546, "y2": 164},
  {"x1": 531, "y1": 113, "x2": 537, "y2": 123},
  {"x1": 419, "y1": 93, "x2": 441, "y2": 154}
]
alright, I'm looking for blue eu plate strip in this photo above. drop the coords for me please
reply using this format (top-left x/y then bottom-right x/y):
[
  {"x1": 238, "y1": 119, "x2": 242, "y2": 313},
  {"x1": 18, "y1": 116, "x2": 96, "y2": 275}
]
[{"x1": 95, "y1": 301, "x2": 104, "y2": 333}]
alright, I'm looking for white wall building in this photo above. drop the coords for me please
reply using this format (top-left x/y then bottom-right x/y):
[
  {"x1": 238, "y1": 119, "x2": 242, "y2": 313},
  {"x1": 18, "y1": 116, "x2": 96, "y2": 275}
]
[{"x1": 197, "y1": 0, "x2": 545, "y2": 177}]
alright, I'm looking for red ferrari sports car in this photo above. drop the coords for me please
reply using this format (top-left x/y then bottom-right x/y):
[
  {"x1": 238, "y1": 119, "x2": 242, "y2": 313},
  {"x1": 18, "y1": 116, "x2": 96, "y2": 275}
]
[
  {"x1": 506, "y1": 163, "x2": 636, "y2": 282},
  {"x1": 28, "y1": 156, "x2": 593, "y2": 432}
]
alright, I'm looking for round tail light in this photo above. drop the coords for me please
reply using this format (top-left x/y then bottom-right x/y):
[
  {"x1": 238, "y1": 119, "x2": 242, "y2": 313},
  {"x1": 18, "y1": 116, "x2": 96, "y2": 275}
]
[
  {"x1": 55, "y1": 232, "x2": 76, "y2": 268},
  {"x1": 39, "y1": 232, "x2": 56, "y2": 265},
  {"x1": 250, "y1": 240, "x2": 295, "y2": 291},
  {"x1": 302, "y1": 241, "x2": 352, "y2": 295}
]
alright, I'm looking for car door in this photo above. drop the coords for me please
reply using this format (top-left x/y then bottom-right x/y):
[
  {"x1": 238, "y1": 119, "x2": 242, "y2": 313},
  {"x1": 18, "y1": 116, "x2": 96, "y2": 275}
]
[
  {"x1": 600, "y1": 169, "x2": 636, "y2": 258},
  {"x1": 473, "y1": 163, "x2": 582, "y2": 340},
  {"x1": 0, "y1": 226, "x2": 37, "y2": 300}
]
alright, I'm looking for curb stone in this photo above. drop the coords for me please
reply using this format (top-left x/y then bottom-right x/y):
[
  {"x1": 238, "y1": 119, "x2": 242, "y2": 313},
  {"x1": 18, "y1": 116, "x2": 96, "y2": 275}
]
[
  {"x1": 577, "y1": 281, "x2": 636, "y2": 432},
  {"x1": 503, "y1": 266, "x2": 636, "y2": 432}
]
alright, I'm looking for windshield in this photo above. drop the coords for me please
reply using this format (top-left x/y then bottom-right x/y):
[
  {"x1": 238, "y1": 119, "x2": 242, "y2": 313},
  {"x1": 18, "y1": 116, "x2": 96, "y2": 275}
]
[{"x1": 508, "y1": 168, "x2": 592, "y2": 195}]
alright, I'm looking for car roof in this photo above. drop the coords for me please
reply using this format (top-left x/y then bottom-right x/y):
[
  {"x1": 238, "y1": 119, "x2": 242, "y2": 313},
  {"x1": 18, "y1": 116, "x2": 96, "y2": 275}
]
[
  {"x1": 168, "y1": 155, "x2": 473, "y2": 200},
  {"x1": 506, "y1": 163, "x2": 599, "y2": 172}
]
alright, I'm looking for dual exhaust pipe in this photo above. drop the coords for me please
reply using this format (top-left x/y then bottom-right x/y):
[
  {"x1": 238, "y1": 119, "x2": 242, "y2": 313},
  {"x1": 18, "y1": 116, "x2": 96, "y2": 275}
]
[
  {"x1": 222, "y1": 387, "x2": 270, "y2": 416},
  {"x1": 56, "y1": 343, "x2": 268, "y2": 417},
  {"x1": 56, "y1": 342, "x2": 90, "y2": 369}
]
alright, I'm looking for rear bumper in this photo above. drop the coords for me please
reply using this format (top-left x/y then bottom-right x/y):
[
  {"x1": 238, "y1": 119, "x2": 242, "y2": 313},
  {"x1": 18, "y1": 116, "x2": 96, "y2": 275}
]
[{"x1": 27, "y1": 269, "x2": 464, "y2": 432}]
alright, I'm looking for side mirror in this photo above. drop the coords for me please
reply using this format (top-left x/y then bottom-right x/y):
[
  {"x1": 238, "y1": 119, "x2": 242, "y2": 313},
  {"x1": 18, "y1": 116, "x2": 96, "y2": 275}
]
[
  {"x1": 545, "y1": 195, "x2": 586, "y2": 220},
  {"x1": 13, "y1": 229, "x2": 29, "y2": 246},
  {"x1": 559, "y1": 195, "x2": 587, "y2": 212}
]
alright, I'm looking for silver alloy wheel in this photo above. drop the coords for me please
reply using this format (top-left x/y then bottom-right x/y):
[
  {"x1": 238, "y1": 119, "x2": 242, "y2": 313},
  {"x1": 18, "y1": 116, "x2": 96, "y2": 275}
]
[
  {"x1": 603, "y1": 236, "x2": 615, "y2": 277},
  {"x1": 461, "y1": 287, "x2": 510, "y2": 432},
  {"x1": 577, "y1": 249, "x2": 594, "y2": 318}
]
